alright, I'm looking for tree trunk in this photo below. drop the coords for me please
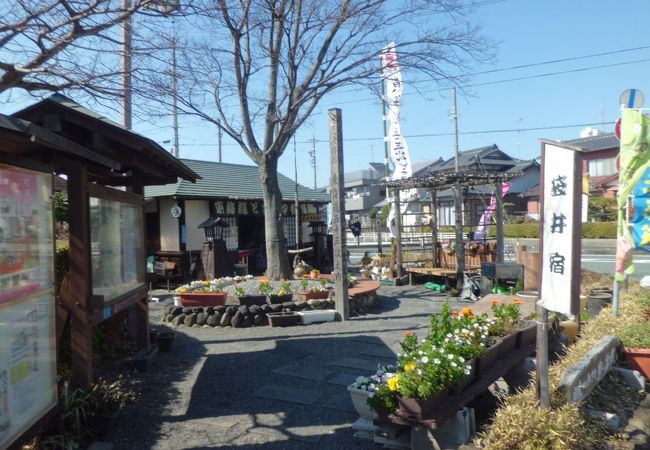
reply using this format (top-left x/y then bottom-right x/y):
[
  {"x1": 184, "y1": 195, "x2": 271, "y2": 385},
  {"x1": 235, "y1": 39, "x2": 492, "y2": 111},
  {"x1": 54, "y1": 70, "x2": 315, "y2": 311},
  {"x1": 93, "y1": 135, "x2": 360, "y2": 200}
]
[{"x1": 259, "y1": 154, "x2": 292, "y2": 279}]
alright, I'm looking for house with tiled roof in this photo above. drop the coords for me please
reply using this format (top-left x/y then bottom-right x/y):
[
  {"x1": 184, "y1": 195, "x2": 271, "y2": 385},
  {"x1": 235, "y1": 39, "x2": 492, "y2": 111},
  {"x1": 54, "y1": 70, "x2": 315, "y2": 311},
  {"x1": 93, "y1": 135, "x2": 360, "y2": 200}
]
[{"x1": 558, "y1": 132, "x2": 619, "y2": 198}]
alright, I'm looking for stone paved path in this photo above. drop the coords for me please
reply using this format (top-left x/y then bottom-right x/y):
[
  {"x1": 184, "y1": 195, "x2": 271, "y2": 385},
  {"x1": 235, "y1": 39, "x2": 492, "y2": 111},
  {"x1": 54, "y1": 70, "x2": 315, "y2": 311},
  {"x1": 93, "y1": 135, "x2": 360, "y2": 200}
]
[{"x1": 108, "y1": 285, "x2": 477, "y2": 449}]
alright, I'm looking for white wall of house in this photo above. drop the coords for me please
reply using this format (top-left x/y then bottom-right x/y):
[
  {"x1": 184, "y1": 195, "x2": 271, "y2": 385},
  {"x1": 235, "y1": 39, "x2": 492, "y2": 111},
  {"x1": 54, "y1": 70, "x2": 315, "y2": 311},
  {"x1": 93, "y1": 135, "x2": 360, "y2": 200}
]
[
  {"x1": 185, "y1": 200, "x2": 210, "y2": 251},
  {"x1": 159, "y1": 198, "x2": 180, "y2": 251}
]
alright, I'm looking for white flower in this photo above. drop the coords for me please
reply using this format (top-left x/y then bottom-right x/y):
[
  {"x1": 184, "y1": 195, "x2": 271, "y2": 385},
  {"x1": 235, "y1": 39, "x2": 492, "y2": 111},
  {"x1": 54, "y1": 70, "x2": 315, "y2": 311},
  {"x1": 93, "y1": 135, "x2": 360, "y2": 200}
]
[
  {"x1": 369, "y1": 383, "x2": 376, "y2": 390},
  {"x1": 458, "y1": 356, "x2": 465, "y2": 363},
  {"x1": 434, "y1": 358, "x2": 440, "y2": 364},
  {"x1": 461, "y1": 328, "x2": 469, "y2": 334},
  {"x1": 418, "y1": 350, "x2": 424, "y2": 355},
  {"x1": 446, "y1": 333, "x2": 452, "y2": 338},
  {"x1": 464, "y1": 368, "x2": 470, "y2": 375},
  {"x1": 417, "y1": 369, "x2": 422, "y2": 375},
  {"x1": 447, "y1": 354, "x2": 455, "y2": 360},
  {"x1": 451, "y1": 361, "x2": 457, "y2": 367},
  {"x1": 470, "y1": 331, "x2": 475, "y2": 337},
  {"x1": 421, "y1": 356, "x2": 429, "y2": 364},
  {"x1": 473, "y1": 323, "x2": 480, "y2": 328}
]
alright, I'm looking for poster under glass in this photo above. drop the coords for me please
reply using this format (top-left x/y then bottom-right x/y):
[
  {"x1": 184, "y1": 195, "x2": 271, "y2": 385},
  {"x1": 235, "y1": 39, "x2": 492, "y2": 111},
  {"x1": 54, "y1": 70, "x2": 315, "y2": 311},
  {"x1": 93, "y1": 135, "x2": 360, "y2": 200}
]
[
  {"x1": 90, "y1": 196, "x2": 145, "y2": 302},
  {"x1": 0, "y1": 164, "x2": 57, "y2": 449}
]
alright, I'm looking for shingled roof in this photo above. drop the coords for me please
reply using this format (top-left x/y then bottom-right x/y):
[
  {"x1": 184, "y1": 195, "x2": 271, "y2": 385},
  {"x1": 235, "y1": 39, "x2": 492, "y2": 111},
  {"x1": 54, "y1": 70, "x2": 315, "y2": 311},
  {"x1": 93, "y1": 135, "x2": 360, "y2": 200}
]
[
  {"x1": 145, "y1": 159, "x2": 330, "y2": 203},
  {"x1": 559, "y1": 133, "x2": 619, "y2": 152},
  {"x1": 435, "y1": 144, "x2": 517, "y2": 171}
]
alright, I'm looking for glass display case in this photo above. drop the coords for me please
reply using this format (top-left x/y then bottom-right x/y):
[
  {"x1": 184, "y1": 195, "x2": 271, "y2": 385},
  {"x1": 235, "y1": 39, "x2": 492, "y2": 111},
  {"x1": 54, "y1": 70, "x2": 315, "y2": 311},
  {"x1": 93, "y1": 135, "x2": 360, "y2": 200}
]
[{"x1": 90, "y1": 196, "x2": 145, "y2": 302}]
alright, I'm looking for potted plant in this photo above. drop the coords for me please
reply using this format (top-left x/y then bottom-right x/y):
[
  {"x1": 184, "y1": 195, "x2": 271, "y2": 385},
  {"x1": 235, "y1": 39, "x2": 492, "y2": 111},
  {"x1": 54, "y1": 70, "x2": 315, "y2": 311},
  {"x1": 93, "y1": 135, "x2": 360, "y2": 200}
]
[
  {"x1": 235, "y1": 284, "x2": 267, "y2": 306},
  {"x1": 618, "y1": 319, "x2": 650, "y2": 380},
  {"x1": 347, "y1": 364, "x2": 397, "y2": 421},
  {"x1": 175, "y1": 279, "x2": 228, "y2": 306},
  {"x1": 299, "y1": 278, "x2": 330, "y2": 301},
  {"x1": 310, "y1": 268, "x2": 320, "y2": 279},
  {"x1": 268, "y1": 280, "x2": 293, "y2": 304}
]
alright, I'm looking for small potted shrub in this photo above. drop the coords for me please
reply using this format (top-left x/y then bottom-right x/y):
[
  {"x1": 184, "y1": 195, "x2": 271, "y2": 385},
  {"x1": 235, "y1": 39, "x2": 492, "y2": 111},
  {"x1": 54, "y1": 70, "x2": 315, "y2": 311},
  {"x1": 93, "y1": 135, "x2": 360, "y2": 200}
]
[
  {"x1": 299, "y1": 278, "x2": 330, "y2": 301},
  {"x1": 268, "y1": 281, "x2": 293, "y2": 304},
  {"x1": 235, "y1": 284, "x2": 267, "y2": 306},
  {"x1": 618, "y1": 319, "x2": 650, "y2": 380},
  {"x1": 310, "y1": 268, "x2": 320, "y2": 279}
]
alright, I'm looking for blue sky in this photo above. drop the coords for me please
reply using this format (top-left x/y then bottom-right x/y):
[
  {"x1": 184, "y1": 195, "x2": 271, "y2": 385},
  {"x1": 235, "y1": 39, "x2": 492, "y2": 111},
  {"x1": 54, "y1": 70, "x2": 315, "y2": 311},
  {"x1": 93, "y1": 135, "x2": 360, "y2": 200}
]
[{"x1": 4, "y1": 0, "x2": 650, "y2": 189}]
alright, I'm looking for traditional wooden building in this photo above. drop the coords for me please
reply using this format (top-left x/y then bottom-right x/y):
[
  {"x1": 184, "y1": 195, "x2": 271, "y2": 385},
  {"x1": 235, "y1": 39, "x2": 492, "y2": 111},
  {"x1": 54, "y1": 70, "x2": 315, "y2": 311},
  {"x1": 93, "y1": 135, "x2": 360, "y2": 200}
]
[{"x1": 144, "y1": 159, "x2": 331, "y2": 278}]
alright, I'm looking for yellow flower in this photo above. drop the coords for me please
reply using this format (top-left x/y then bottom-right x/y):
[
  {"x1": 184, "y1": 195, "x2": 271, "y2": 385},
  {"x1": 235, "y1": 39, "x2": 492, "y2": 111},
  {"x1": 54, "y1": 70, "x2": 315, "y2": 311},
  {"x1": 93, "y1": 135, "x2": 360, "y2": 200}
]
[
  {"x1": 278, "y1": 290, "x2": 286, "y2": 296},
  {"x1": 404, "y1": 362, "x2": 416, "y2": 372},
  {"x1": 387, "y1": 374, "x2": 400, "y2": 391},
  {"x1": 203, "y1": 281, "x2": 209, "y2": 286}
]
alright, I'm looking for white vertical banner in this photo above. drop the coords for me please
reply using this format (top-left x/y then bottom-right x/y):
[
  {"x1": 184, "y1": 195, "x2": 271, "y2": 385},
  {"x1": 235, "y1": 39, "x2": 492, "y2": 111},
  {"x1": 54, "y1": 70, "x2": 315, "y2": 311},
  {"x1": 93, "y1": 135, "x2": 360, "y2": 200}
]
[
  {"x1": 539, "y1": 144, "x2": 581, "y2": 316},
  {"x1": 380, "y1": 42, "x2": 417, "y2": 236}
]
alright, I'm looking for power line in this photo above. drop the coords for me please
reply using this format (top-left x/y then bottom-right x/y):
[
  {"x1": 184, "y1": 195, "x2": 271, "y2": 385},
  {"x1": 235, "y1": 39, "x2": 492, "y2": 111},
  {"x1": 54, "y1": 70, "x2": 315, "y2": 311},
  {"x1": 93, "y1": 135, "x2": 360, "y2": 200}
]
[
  {"x1": 174, "y1": 120, "x2": 615, "y2": 146},
  {"x1": 324, "y1": 56, "x2": 650, "y2": 107}
]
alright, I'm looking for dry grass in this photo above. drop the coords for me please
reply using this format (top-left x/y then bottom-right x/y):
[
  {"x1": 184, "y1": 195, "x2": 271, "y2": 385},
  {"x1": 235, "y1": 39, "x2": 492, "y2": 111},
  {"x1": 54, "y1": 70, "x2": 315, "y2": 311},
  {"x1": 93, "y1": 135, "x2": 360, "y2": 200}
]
[{"x1": 475, "y1": 273, "x2": 647, "y2": 450}]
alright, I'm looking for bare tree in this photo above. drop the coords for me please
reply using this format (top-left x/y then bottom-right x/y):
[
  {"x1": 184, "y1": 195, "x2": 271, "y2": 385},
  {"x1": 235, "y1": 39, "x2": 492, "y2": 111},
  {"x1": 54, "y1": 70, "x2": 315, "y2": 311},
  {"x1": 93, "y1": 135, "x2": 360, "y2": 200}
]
[
  {"x1": 0, "y1": 0, "x2": 179, "y2": 99},
  {"x1": 145, "y1": 0, "x2": 493, "y2": 279}
]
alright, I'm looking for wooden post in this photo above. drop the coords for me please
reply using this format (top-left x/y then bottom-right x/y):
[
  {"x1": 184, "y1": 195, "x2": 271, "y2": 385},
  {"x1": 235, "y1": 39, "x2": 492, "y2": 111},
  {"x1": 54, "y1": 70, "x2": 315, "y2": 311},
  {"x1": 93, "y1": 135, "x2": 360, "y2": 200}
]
[
  {"x1": 67, "y1": 161, "x2": 93, "y2": 388},
  {"x1": 496, "y1": 181, "x2": 504, "y2": 263},
  {"x1": 394, "y1": 188, "x2": 403, "y2": 278},
  {"x1": 129, "y1": 169, "x2": 150, "y2": 349},
  {"x1": 454, "y1": 185, "x2": 465, "y2": 289},
  {"x1": 430, "y1": 189, "x2": 439, "y2": 268},
  {"x1": 328, "y1": 108, "x2": 349, "y2": 320}
]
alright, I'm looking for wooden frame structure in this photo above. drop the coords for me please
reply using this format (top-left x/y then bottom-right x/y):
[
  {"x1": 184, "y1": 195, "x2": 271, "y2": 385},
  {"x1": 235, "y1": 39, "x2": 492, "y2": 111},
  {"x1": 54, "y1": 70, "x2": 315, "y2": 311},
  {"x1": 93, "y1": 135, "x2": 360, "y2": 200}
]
[
  {"x1": 380, "y1": 169, "x2": 521, "y2": 284},
  {"x1": 5, "y1": 94, "x2": 198, "y2": 396}
]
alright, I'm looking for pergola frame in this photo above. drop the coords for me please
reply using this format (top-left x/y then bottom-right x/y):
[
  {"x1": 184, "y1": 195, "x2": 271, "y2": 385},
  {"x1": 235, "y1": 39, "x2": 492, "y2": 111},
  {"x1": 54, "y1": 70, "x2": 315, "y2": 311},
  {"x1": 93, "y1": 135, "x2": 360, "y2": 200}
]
[{"x1": 380, "y1": 169, "x2": 522, "y2": 284}]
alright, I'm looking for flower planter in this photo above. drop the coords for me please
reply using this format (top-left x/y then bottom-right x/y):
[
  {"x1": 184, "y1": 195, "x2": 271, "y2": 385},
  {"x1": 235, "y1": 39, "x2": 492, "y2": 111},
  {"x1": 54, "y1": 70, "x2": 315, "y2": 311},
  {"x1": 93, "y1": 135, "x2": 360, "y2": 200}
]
[
  {"x1": 299, "y1": 290, "x2": 330, "y2": 301},
  {"x1": 621, "y1": 347, "x2": 650, "y2": 381},
  {"x1": 452, "y1": 359, "x2": 476, "y2": 393},
  {"x1": 132, "y1": 345, "x2": 158, "y2": 372},
  {"x1": 310, "y1": 271, "x2": 320, "y2": 279},
  {"x1": 237, "y1": 295, "x2": 267, "y2": 306},
  {"x1": 179, "y1": 292, "x2": 228, "y2": 307},
  {"x1": 267, "y1": 311, "x2": 301, "y2": 327},
  {"x1": 516, "y1": 321, "x2": 537, "y2": 348},
  {"x1": 397, "y1": 390, "x2": 448, "y2": 420},
  {"x1": 496, "y1": 332, "x2": 517, "y2": 359},
  {"x1": 268, "y1": 294, "x2": 293, "y2": 304},
  {"x1": 476, "y1": 344, "x2": 499, "y2": 377},
  {"x1": 347, "y1": 385, "x2": 376, "y2": 420},
  {"x1": 298, "y1": 309, "x2": 337, "y2": 325},
  {"x1": 157, "y1": 331, "x2": 175, "y2": 352}
]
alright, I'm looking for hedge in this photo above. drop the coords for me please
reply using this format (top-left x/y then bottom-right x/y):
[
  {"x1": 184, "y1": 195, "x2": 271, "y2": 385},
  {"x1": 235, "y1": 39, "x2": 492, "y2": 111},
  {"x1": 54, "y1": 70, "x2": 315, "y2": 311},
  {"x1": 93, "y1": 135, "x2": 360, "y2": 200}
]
[{"x1": 485, "y1": 221, "x2": 617, "y2": 239}]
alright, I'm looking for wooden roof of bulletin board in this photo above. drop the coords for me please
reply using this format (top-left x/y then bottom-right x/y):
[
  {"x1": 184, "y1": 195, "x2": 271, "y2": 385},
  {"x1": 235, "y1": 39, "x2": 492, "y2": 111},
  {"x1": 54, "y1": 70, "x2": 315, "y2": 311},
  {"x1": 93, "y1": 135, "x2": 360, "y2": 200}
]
[{"x1": 9, "y1": 94, "x2": 199, "y2": 185}]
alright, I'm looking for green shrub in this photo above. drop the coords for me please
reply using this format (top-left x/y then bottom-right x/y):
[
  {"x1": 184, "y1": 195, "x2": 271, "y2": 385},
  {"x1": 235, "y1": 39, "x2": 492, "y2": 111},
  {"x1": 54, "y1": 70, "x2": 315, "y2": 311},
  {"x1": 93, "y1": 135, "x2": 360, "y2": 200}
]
[
  {"x1": 582, "y1": 221, "x2": 617, "y2": 239},
  {"x1": 588, "y1": 197, "x2": 617, "y2": 222},
  {"x1": 483, "y1": 221, "x2": 617, "y2": 239}
]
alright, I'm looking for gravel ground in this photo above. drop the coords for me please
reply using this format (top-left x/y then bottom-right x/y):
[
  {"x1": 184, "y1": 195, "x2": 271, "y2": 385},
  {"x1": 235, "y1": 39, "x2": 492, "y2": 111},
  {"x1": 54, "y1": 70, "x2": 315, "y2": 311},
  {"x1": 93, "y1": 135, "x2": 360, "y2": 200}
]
[{"x1": 107, "y1": 285, "x2": 476, "y2": 450}]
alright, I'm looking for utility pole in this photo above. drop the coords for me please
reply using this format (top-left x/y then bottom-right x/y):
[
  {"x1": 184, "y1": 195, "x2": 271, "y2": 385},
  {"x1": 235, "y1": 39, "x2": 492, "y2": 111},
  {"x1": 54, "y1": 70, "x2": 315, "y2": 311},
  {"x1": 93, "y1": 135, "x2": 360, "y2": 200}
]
[
  {"x1": 309, "y1": 136, "x2": 317, "y2": 189},
  {"x1": 294, "y1": 137, "x2": 301, "y2": 248},
  {"x1": 217, "y1": 120, "x2": 223, "y2": 162},
  {"x1": 452, "y1": 87, "x2": 465, "y2": 289},
  {"x1": 171, "y1": 33, "x2": 179, "y2": 157},
  {"x1": 121, "y1": 0, "x2": 132, "y2": 129}
]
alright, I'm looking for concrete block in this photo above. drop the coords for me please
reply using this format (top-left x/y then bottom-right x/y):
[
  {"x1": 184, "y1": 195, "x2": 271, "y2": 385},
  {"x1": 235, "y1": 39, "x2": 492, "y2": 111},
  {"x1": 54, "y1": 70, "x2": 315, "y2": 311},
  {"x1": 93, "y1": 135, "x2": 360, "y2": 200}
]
[{"x1": 611, "y1": 366, "x2": 646, "y2": 391}]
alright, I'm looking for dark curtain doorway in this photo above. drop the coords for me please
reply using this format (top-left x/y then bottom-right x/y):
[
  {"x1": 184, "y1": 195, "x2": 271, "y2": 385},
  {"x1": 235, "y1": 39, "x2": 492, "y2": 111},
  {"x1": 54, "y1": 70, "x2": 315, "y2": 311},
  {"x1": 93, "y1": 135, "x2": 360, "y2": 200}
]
[{"x1": 237, "y1": 215, "x2": 265, "y2": 274}]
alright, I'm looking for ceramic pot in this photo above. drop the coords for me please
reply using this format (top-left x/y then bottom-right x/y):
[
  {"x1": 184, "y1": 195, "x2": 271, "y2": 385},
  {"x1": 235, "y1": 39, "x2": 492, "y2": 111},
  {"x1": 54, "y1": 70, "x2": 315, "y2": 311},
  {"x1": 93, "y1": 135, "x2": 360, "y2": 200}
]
[{"x1": 347, "y1": 385, "x2": 376, "y2": 420}]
